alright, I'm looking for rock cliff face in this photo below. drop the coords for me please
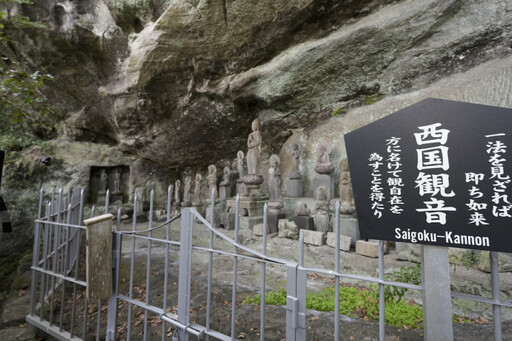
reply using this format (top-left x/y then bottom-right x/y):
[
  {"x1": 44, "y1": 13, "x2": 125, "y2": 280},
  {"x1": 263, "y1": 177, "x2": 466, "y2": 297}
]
[{"x1": 10, "y1": 0, "x2": 512, "y2": 190}]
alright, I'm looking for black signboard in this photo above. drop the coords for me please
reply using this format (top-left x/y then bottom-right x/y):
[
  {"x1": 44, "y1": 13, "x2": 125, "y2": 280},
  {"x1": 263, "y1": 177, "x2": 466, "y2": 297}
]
[{"x1": 344, "y1": 98, "x2": 512, "y2": 252}]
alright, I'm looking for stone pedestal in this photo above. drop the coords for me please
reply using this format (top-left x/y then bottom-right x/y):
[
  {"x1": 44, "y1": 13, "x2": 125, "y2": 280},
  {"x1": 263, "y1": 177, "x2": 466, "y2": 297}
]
[
  {"x1": 192, "y1": 203, "x2": 205, "y2": 217},
  {"x1": 267, "y1": 213, "x2": 285, "y2": 234},
  {"x1": 226, "y1": 197, "x2": 267, "y2": 231},
  {"x1": 96, "y1": 191, "x2": 107, "y2": 205},
  {"x1": 236, "y1": 181, "x2": 245, "y2": 195},
  {"x1": 340, "y1": 216, "x2": 360, "y2": 247},
  {"x1": 219, "y1": 185, "x2": 231, "y2": 199},
  {"x1": 253, "y1": 223, "x2": 278, "y2": 236},
  {"x1": 110, "y1": 192, "x2": 123, "y2": 203},
  {"x1": 206, "y1": 201, "x2": 226, "y2": 225},
  {"x1": 313, "y1": 174, "x2": 334, "y2": 199},
  {"x1": 286, "y1": 178, "x2": 304, "y2": 197},
  {"x1": 218, "y1": 211, "x2": 236, "y2": 230},
  {"x1": 291, "y1": 216, "x2": 314, "y2": 231}
]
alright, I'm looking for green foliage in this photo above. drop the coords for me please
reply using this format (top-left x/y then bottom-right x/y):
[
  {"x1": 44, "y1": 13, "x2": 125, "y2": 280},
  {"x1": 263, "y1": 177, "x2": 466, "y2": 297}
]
[
  {"x1": 449, "y1": 250, "x2": 482, "y2": 273},
  {"x1": 384, "y1": 263, "x2": 422, "y2": 303},
  {"x1": 332, "y1": 107, "x2": 346, "y2": 116},
  {"x1": 243, "y1": 284, "x2": 424, "y2": 329},
  {"x1": 363, "y1": 95, "x2": 379, "y2": 105}
]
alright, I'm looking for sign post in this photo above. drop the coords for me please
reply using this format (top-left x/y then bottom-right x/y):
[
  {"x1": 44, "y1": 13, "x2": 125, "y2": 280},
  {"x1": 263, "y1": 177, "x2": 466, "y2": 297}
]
[{"x1": 345, "y1": 98, "x2": 512, "y2": 340}]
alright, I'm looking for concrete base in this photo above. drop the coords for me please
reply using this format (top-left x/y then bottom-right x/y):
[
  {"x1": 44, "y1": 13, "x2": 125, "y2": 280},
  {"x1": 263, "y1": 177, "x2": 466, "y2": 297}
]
[
  {"x1": 355, "y1": 240, "x2": 379, "y2": 258},
  {"x1": 302, "y1": 230, "x2": 325, "y2": 246},
  {"x1": 267, "y1": 213, "x2": 285, "y2": 234},
  {"x1": 340, "y1": 216, "x2": 360, "y2": 247},
  {"x1": 205, "y1": 201, "x2": 226, "y2": 225},
  {"x1": 286, "y1": 178, "x2": 304, "y2": 197},
  {"x1": 326, "y1": 233, "x2": 351, "y2": 251},
  {"x1": 291, "y1": 216, "x2": 314, "y2": 231},
  {"x1": 312, "y1": 212, "x2": 330, "y2": 233},
  {"x1": 110, "y1": 193, "x2": 123, "y2": 203},
  {"x1": 313, "y1": 174, "x2": 334, "y2": 199}
]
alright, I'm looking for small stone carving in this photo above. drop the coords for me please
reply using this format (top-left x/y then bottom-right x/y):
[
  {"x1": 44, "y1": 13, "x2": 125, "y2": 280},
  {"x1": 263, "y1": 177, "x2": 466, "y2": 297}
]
[
  {"x1": 174, "y1": 179, "x2": 181, "y2": 205},
  {"x1": 278, "y1": 219, "x2": 299, "y2": 240},
  {"x1": 314, "y1": 142, "x2": 335, "y2": 174},
  {"x1": 99, "y1": 169, "x2": 107, "y2": 194},
  {"x1": 236, "y1": 151, "x2": 245, "y2": 182},
  {"x1": 220, "y1": 166, "x2": 231, "y2": 186},
  {"x1": 242, "y1": 119, "x2": 264, "y2": 185},
  {"x1": 295, "y1": 203, "x2": 311, "y2": 216},
  {"x1": 316, "y1": 186, "x2": 331, "y2": 202},
  {"x1": 183, "y1": 176, "x2": 192, "y2": 206},
  {"x1": 339, "y1": 159, "x2": 356, "y2": 214},
  {"x1": 268, "y1": 155, "x2": 283, "y2": 202},
  {"x1": 207, "y1": 165, "x2": 218, "y2": 198},
  {"x1": 289, "y1": 143, "x2": 302, "y2": 179},
  {"x1": 193, "y1": 173, "x2": 202, "y2": 204},
  {"x1": 113, "y1": 168, "x2": 122, "y2": 194},
  {"x1": 268, "y1": 154, "x2": 284, "y2": 214}
]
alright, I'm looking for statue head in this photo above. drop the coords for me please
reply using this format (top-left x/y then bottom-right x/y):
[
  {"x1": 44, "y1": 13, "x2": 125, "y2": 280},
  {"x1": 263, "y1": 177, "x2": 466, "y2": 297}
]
[
  {"x1": 270, "y1": 154, "x2": 280, "y2": 167},
  {"x1": 208, "y1": 164, "x2": 216, "y2": 174},
  {"x1": 251, "y1": 119, "x2": 260, "y2": 131},
  {"x1": 237, "y1": 150, "x2": 244, "y2": 160},
  {"x1": 175, "y1": 179, "x2": 181, "y2": 188}
]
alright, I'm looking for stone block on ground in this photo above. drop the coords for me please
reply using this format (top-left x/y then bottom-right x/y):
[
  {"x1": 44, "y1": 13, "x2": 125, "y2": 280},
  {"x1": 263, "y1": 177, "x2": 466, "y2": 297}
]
[
  {"x1": 267, "y1": 213, "x2": 285, "y2": 234},
  {"x1": 326, "y1": 232, "x2": 351, "y2": 251},
  {"x1": 218, "y1": 212, "x2": 236, "y2": 230},
  {"x1": 253, "y1": 223, "x2": 277, "y2": 236},
  {"x1": 396, "y1": 242, "x2": 421, "y2": 262},
  {"x1": 356, "y1": 240, "x2": 379, "y2": 258},
  {"x1": 240, "y1": 216, "x2": 263, "y2": 230},
  {"x1": 302, "y1": 230, "x2": 325, "y2": 246}
]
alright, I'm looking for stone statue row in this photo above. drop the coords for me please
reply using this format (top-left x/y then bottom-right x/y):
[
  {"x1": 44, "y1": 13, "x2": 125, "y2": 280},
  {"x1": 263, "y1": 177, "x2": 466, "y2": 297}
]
[{"x1": 172, "y1": 118, "x2": 354, "y2": 216}]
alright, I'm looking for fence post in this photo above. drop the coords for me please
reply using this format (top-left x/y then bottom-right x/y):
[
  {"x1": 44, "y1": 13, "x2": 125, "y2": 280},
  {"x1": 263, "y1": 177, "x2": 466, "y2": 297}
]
[
  {"x1": 84, "y1": 214, "x2": 114, "y2": 302},
  {"x1": 286, "y1": 265, "x2": 306, "y2": 341},
  {"x1": 421, "y1": 245, "x2": 453, "y2": 341},
  {"x1": 174, "y1": 208, "x2": 194, "y2": 341}
]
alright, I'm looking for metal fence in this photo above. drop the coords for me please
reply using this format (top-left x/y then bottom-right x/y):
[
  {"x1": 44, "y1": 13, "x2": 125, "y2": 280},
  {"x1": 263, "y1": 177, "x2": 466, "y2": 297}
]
[{"x1": 26, "y1": 185, "x2": 510, "y2": 340}]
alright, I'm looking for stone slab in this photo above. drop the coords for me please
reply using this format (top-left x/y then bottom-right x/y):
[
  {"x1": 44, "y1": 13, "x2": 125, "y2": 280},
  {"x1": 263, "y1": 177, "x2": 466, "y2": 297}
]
[
  {"x1": 286, "y1": 178, "x2": 304, "y2": 197},
  {"x1": 340, "y1": 217, "x2": 360, "y2": 247},
  {"x1": 291, "y1": 215, "x2": 314, "y2": 230},
  {"x1": 326, "y1": 232, "x2": 351, "y2": 251},
  {"x1": 355, "y1": 240, "x2": 379, "y2": 258},
  {"x1": 302, "y1": 230, "x2": 325, "y2": 246}
]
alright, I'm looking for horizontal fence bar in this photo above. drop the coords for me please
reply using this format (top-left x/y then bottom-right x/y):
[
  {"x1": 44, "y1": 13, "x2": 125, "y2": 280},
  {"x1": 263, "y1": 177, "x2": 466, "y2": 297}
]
[
  {"x1": 26, "y1": 315, "x2": 82, "y2": 341},
  {"x1": 451, "y1": 291, "x2": 512, "y2": 308},
  {"x1": 160, "y1": 314, "x2": 231, "y2": 341},
  {"x1": 35, "y1": 220, "x2": 86, "y2": 230},
  {"x1": 31, "y1": 266, "x2": 87, "y2": 287}
]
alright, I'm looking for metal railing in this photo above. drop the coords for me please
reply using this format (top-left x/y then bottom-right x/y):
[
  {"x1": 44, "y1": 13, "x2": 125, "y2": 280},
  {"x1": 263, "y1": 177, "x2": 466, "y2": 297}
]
[{"x1": 26, "y1": 185, "x2": 510, "y2": 340}]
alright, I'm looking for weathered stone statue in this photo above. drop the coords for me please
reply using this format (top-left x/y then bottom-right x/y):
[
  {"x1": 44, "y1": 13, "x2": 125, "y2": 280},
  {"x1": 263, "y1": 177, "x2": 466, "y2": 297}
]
[
  {"x1": 314, "y1": 142, "x2": 335, "y2": 174},
  {"x1": 220, "y1": 166, "x2": 231, "y2": 186},
  {"x1": 99, "y1": 168, "x2": 107, "y2": 194},
  {"x1": 295, "y1": 203, "x2": 311, "y2": 216},
  {"x1": 113, "y1": 168, "x2": 122, "y2": 194},
  {"x1": 207, "y1": 164, "x2": 218, "y2": 198},
  {"x1": 247, "y1": 119, "x2": 261, "y2": 175},
  {"x1": 242, "y1": 119, "x2": 264, "y2": 192},
  {"x1": 183, "y1": 176, "x2": 192, "y2": 206},
  {"x1": 193, "y1": 173, "x2": 202, "y2": 204},
  {"x1": 237, "y1": 151, "x2": 245, "y2": 180},
  {"x1": 339, "y1": 159, "x2": 356, "y2": 214},
  {"x1": 289, "y1": 143, "x2": 302, "y2": 179},
  {"x1": 292, "y1": 202, "x2": 314, "y2": 231},
  {"x1": 174, "y1": 179, "x2": 181, "y2": 205},
  {"x1": 268, "y1": 154, "x2": 283, "y2": 204},
  {"x1": 219, "y1": 166, "x2": 231, "y2": 199}
]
